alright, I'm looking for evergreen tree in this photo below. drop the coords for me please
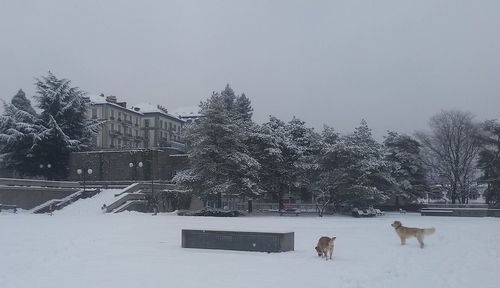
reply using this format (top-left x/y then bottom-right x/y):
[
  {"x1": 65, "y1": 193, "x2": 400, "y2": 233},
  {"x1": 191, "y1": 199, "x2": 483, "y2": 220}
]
[
  {"x1": 317, "y1": 120, "x2": 394, "y2": 210},
  {"x1": 29, "y1": 115, "x2": 79, "y2": 180},
  {"x1": 0, "y1": 72, "x2": 100, "y2": 179},
  {"x1": 383, "y1": 131, "x2": 428, "y2": 203},
  {"x1": 11, "y1": 89, "x2": 37, "y2": 116},
  {"x1": 34, "y1": 71, "x2": 97, "y2": 149},
  {"x1": 174, "y1": 86, "x2": 261, "y2": 208},
  {"x1": 235, "y1": 93, "x2": 253, "y2": 121},
  {"x1": 247, "y1": 117, "x2": 288, "y2": 203},
  {"x1": 0, "y1": 103, "x2": 45, "y2": 177},
  {"x1": 284, "y1": 117, "x2": 322, "y2": 202}
]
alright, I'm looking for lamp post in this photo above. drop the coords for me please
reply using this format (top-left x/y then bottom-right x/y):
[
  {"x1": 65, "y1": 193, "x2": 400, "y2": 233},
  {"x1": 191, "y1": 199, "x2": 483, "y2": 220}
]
[
  {"x1": 151, "y1": 150, "x2": 156, "y2": 215},
  {"x1": 128, "y1": 161, "x2": 143, "y2": 182},
  {"x1": 39, "y1": 163, "x2": 52, "y2": 179},
  {"x1": 77, "y1": 168, "x2": 93, "y2": 192}
]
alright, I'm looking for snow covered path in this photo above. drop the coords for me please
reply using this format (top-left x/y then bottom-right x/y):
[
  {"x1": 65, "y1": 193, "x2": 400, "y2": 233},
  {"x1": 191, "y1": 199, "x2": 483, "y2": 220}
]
[{"x1": 1, "y1": 190, "x2": 499, "y2": 288}]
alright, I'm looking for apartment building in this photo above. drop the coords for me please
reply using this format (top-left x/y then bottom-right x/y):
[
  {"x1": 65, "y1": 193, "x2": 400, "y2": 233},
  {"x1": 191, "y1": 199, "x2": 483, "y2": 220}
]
[
  {"x1": 132, "y1": 103, "x2": 185, "y2": 149},
  {"x1": 88, "y1": 94, "x2": 145, "y2": 149},
  {"x1": 87, "y1": 94, "x2": 185, "y2": 150}
]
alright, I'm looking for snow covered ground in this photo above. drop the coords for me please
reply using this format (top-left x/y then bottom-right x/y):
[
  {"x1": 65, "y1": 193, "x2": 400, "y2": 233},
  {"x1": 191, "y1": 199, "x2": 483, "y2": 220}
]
[{"x1": 1, "y1": 189, "x2": 499, "y2": 288}]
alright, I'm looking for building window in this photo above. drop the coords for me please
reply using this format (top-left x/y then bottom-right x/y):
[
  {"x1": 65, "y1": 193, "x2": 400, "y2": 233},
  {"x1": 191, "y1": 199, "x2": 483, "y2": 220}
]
[
  {"x1": 111, "y1": 124, "x2": 115, "y2": 131},
  {"x1": 91, "y1": 108, "x2": 97, "y2": 119},
  {"x1": 118, "y1": 112, "x2": 122, "y2": 121},
  {"x1": 144, "y1": 119, "x2": 150, "y2": 127},
  {"x1": 110, "y1": 110, "x2": 115, "y2": 119}
]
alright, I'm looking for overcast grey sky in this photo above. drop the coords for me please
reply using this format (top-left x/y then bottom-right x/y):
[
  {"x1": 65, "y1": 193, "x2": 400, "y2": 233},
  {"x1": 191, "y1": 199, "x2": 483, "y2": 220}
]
[{"x1": 1, "y1": 0, "x2": 499, "y2": 139}]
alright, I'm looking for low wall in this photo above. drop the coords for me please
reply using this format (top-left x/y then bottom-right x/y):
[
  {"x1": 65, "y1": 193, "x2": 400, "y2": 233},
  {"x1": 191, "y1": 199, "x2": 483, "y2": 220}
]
[
  {"x1": 68, "y1": 148, "x2": 189, "y2": 181},
  {"x1": 421, "y1": 207, "x2": 500, "y2": 217},
  {"x1": 182, "y1": 230, "x2": 294, "y2": 252},
  {"x1": 0, "y1": 187, "x2": 79, "y2": 210}
]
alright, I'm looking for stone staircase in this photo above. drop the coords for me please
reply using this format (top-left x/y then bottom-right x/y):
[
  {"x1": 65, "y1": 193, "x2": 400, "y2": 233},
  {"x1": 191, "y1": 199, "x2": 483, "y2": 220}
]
[{"x1": 31, "y1": 189, "x2": 101, "y2": 214}]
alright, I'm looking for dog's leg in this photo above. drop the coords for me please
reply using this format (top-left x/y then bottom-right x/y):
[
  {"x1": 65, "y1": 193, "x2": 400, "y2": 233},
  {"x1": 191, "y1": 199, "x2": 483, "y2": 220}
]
[
  {"x1": 417, "y1": 235, "x2": 424, "y2": 248},
  {"x1": 329, "y1": 247, "x2": 333, "y2": 260},
  {"x1": 400, "y1": 237, "x2": 406, "y2": 245}
]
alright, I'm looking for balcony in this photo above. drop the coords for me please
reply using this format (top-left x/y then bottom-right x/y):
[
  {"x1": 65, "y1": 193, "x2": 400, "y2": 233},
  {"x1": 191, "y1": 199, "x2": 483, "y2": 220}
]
[
  {"x1": 109, "y1": 116, "x2": 115, "y2": 120},
  {"x1": 109, "y1": 130, "x2": 122, "y2": 137}
]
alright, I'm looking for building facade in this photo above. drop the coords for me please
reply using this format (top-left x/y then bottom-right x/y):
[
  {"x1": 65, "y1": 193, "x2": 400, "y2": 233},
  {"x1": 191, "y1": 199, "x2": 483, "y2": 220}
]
[
  {"x1": 87, "y1": 94, "x2": 185, "y2": 150},
  {"x1": 88, "y1": 94, "x2": 145, "y2": 149},
  {"x1": 133, "y1": 103, "x2": 185, "y2": 150}
]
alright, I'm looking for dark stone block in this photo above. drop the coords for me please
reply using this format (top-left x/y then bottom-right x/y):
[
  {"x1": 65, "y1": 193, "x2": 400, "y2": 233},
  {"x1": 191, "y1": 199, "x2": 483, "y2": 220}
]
[{"x1": 182, "y1": 230, "x2": 294, "y2": 253}]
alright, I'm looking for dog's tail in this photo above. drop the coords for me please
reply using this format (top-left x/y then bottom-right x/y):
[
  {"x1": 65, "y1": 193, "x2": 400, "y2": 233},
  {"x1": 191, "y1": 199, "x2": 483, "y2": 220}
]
[{"x1": 423, "y1": 227, "x2": 436, "y2": 236}]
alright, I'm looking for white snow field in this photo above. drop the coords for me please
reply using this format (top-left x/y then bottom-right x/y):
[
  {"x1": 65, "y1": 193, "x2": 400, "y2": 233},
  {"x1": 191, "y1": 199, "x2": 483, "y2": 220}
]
[{"x1": 1, "y1": 189, "x2": 499, "y2": 288}]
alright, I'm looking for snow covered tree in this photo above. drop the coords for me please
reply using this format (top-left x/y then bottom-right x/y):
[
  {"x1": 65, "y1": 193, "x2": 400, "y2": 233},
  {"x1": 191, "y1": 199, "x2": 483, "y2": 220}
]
[
  {"x1": 417, "y1": 110, "x2": 481, "y2": 203},
  {"x1": 383, "y1": 131, "x2": 428, "y2": 204},
  {"x1": 247, "y1": 116, "x2": 321, "y2": 209},
  {"x1": 29, "y1": 115, "x2": 79, "y2": 180},
  {"x1": 284, "y1": 117, "x2": 322, "y2": 203},
  {"x1": 235, "y1": 93, "x2": 253, "y2": 122},
  {"x1": 34, "y1": 71, "x2": 98, "y2": 150},
  {"x1": 0, "y1": 72, "x2": 100, "y2": 179},
  {"x1": 0, "y1": 103, "x2": 45, "y2": 177},
  {"x1": 173, "y1": 85, "x2": 261, "y2": 208},
  {"x1": 11, "y1": 89, "x2": 37, "y2": 116},
  {"x1": 477, "y1": 120, "x2": 500, "y2": 206},
  {"x1": 317, "y1": 120, "x2": 394, "y2": 211},
  {"x1": 247, "y1": 116, "x2": 288, "y2": 203}
]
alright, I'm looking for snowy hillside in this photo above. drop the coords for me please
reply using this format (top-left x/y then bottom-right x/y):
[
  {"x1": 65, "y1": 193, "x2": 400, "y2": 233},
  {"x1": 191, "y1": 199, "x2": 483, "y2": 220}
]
[{"x1": 0, "y1": 189, "x2": 499, "y2": 288}]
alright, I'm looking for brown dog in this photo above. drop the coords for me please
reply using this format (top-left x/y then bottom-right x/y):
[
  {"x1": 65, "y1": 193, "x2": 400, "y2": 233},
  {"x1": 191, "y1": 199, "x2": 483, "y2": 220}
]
[
  {"x1": 315, "y1": 236, "x2": 336, "y2": 260},
  {"x1": 391, "y1": 220, "x2": 435, "y2": 248}
]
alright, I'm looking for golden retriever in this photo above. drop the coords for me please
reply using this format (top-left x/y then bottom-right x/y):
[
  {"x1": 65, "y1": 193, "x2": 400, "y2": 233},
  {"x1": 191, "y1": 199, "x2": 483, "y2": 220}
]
[
  {"x1": 391, "y1": 220, "x2": 435, "y2": 248},
  {"x1": 315, "y1": 236, "x2": 336, "y2": 260}
]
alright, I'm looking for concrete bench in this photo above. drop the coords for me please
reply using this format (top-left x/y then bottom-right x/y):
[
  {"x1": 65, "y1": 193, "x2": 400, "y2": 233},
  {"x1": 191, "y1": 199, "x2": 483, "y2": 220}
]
[{"x1": 182, "y1": 230, "x2": 294, "y2": 252}]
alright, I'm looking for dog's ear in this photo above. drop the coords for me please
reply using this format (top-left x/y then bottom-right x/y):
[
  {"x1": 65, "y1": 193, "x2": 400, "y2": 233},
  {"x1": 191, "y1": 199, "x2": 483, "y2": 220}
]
[{"x1": 332, "y1": 237, "x2": 336, "y2": 241}]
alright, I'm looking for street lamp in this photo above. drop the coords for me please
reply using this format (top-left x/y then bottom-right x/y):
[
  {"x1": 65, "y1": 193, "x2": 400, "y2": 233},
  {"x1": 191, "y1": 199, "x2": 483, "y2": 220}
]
[
  {"x1": 39, "y1": 163, "x2": 52, "y2": 179},
  {"x1": 128, "y1": 161, "x2": 143, "y2": 181},
  {"x1": 77, "y1": 168, "x2": 93, "y2": 192}
]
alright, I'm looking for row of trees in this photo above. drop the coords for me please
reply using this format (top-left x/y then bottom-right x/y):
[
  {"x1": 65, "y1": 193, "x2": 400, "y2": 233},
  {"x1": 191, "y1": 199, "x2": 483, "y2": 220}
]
[
  {"x1": 175, "y1": 86, "x2": 500, "y2": 210},
  {"x1": 174, "y1": 86, "x2": 428, "y2": 212},
  {"x1": 0, "y1": 72, "x2": 99, "y2": 179},
  {"x1": 2, "y1": 74, "x2": 499, "y2": 208}
]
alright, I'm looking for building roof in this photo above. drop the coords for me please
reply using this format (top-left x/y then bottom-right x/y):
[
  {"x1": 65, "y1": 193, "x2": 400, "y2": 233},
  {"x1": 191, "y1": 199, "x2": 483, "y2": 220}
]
[
  {"x1": 172, "y1": 106, "x2": 202, "y2": 118},
  {"x1": 87, "y1": 94, "x2": 143, "y2": 115},
  {"x1": 132, "y1": 102, "x2": 184, "y2": 122}
]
